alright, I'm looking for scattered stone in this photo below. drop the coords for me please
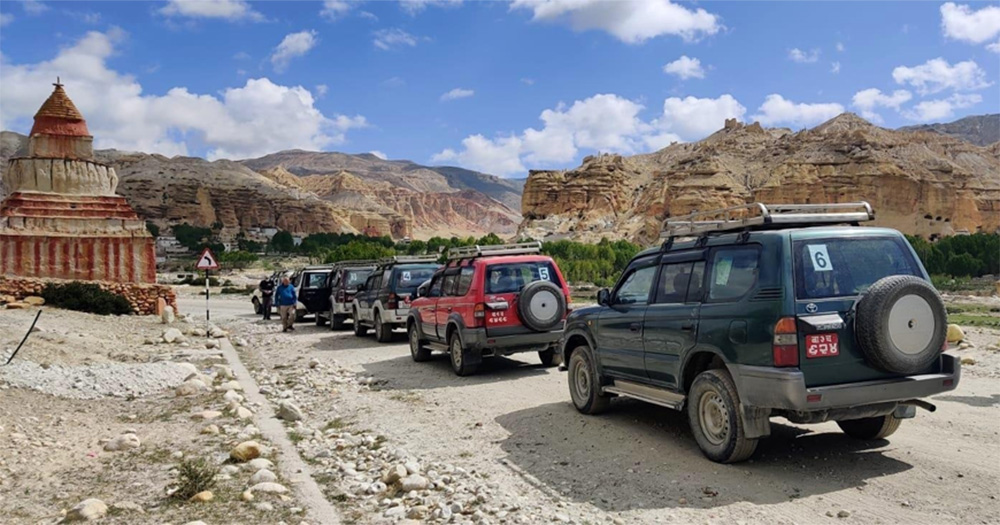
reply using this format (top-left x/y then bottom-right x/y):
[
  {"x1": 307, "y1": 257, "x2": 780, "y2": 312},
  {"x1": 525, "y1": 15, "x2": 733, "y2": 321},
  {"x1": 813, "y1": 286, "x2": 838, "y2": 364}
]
[
  {"x1": 5, "y1": 302, "x2": 30, "y2": 309},
  {"x1": 399, "y1": 474, "x2": 429, "y2": 492},
  {"x1": 961, "y1": 357, "x2": 977, "y2": 366},
  {"x1": 103, "y1": 433, "x2": 141, "y2": 452},
  {"x1": 241, "y1": 490, "x2": 254, "y2": 502},
  {"x1": 247, "y1": 458, "x2": 274, "y2": 471},
  {"x1": 23, "y1": 296, "x2": 45, "y2": 306},
  {"x1": 234, "y1": 338, "x2": 248, "y2": 347},
  {"x1": 210, "y1": 326, "x2": 227, "y2": 338},
  {"x1": 277, "y1": 401, "x2": 304, "y2": 422},
  {"x1": 384, "y1": 465, "x2": 408, "y2": 484},
  {"x1": 404, "y1": 460, "x2": 421, "y2": 474},
  {"x1": 250, "y1": 482, "x2": 288, "y2": 494},
  {"x1": 947, "y1": 324, "x2": 965, "y2": 343},
  {"x1": 230, "y1": 441, "x2": 262, "y2": 462},
  {"x1": 109, "y1": 501, "x2": 144, "y2": 514},
  {"x1": 176, "y1": 378, "x2": 209, "y2": 396},
  {"x1": 190, "y1": 490, "x2": 214, "y2": 502},
  {"x1": 213, "y1": 365, "x2": 235, "y2": 379},
  {"x1": 837, "y1": 510, "x2": 851, "y2": 518},
  {"x1": 223, "y1": 390, "x2": 243, "y2": 403},
  {"x1": 205, "y1": 339, "x2": 219, "y2": 349},
  {"x1": 190, "y1": 327, "x2": 207, "y2": 337},
  {"x1": 236, "y1": 406, "x2": 254, "y2": 419},
  {"x1": 160, "y1": 305, "x2": 175, "y2": 324},
  {"x1": 64, "y1": 498, "x2": 108, "y2": 522},
  {"x1": 308, "y1": 358, "x2": 320, "y2": 369},
  {"x1": 255, "y1": 502, "x2": 274, "y2": 511},
  {"x1": 250, "y1": 469, "x2": 278, "y2": 484},
  {"x1": 162, "y1": 328, "x2": 184, "y2": 344},
  {"x1": 408, "y1": 505, "x2": 429, "y2": 519},
  {"x1": 384, "y1": 506, "x2": 406, "y2": 518},
  {"x1": 219, "y1": 380, "x2": 242, "y2": 392},
  {"x1": 192, "y1": 410, "x2": 223, "y2": 421},
  {"x1": 201, "y1": 424, "x2": 220, "y2": 435}
]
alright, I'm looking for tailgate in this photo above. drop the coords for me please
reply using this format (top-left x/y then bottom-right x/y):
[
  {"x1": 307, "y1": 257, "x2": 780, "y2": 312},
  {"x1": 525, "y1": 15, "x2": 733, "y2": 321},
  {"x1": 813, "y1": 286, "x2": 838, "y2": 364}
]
[
  {"x1": 485, "y1": 292, "x2": 527, "y2": 336},
  {"x1": 796, "y1": 299, "x2": 899, "y2": 388}
]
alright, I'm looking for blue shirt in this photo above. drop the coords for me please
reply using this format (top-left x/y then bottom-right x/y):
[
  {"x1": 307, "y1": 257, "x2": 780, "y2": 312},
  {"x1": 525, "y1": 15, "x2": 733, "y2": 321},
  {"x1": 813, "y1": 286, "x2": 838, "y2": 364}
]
[{"x1": 275, "y1": 284, "x2": 297, "y2": 306}]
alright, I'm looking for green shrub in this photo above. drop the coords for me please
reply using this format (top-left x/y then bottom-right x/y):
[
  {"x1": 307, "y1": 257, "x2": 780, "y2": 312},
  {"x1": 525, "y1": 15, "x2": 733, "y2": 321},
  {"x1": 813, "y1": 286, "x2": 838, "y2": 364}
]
[
  {"x1": 41, "y1": 282, "x2": 132, "y2": 315},
  {"x1": 180, "y1": 275, "x2": 220, "y2": 286},
  {"x1": 169, "y1": 458, "x2": 218, "y2": 500}
]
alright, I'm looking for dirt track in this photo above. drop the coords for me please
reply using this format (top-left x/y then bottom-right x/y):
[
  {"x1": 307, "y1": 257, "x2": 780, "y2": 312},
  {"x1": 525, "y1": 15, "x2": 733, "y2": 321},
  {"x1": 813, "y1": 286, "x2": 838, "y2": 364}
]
[{"x1": 218, "y1": 295, "x2": 1000, "y2": 525}]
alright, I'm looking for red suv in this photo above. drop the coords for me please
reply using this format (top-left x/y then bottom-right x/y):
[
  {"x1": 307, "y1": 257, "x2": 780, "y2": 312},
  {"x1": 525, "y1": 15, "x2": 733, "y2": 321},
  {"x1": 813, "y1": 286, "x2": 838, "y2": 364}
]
[{"x1": 406, "y1": 242, "x2": 571, "y2": 376}]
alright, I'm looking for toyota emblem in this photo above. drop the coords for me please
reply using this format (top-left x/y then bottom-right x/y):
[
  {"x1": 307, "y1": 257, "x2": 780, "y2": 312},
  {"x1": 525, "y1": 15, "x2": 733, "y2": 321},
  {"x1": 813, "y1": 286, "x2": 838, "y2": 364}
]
[{"x1": 805, "y1": 303, "x2": 818, "y2": 314}]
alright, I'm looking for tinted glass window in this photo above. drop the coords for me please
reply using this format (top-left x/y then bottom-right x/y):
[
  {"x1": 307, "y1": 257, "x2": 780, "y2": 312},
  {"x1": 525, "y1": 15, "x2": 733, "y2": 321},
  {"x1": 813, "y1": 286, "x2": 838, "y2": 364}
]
[
  {"x1": 392, "y1": 265, "x2": 439, "y2": 294},
  {"x1": 654, "y1": 262, "x2": 704, "y2": 304},
  {"x1": 486, "y1": 262, "x2": 559, "y2": 294},
  {"x1": 442, "y1": 273, "x2": 459, "y2": 296},
  {"x1": 456, "y1": 266, "x2": 475, "y2": 296},
  {"x1": 429, "y1": 276, "x2": 443, "y2": 298},
  {"x1": 794, "y1": 237, "x2": 921, "y2": 300},
  {"x1": 709, "y1": 248, "x2": 759, "y2": 301},
  {"x1": 343, "y1": 270, "x2": 371, "y2": 288},
  {"x1": 614, "y1": 265, "x2": 656, "y2": 305},
  {"x1": 303, "y1": 272, "x2": 328, "y2": 288}
]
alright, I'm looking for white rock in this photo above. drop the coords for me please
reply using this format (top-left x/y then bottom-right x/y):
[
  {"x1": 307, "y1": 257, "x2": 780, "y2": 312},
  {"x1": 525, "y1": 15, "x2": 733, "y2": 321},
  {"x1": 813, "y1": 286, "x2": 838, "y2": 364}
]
[
  {"x1": 250, "y1": 482, "x2": 288, "y2": 494},
  {"x1": 213, "y1": 365, "x2": 236, "y2": 379},
  {"x1": 161, "y1": 307, "x2": 175, "y2": 324},
  {"x1": 404, "y1": 461, "x2": 421, "y2": 475},
  {"x1": 219, "y1": 380, "x2": 242, "y2": 392},
  {"x1": 190, "y1": 327, "x2": 207, "y2": 337},
  {"x1": 192, "y1": 410, "x2": 223, "y2": 420},
  {"x1": 223, "y1": 390, "x2": 244, "y2": 403},
  {"x1": 308, "y1": 358, "x2": 320, "y2": 369},
  {"x1": 254, "y1": 502, "x2": 275, "y2": 511},
  {"x1": 250, "y1": 469, "x2": 278, "y2": 484},
  {"x1": 236, "y1": 406, "x2": 254, "y2": 420},
  {"x1": 247, "y1": 458, "x2": 275, "y2": 471},
  {"x1": 64, "y1": 498, "x2": 108, "y2": 521},
  {"x1": 162, "y1": 328, "x2": 184, "y2": 344},
  {"x1": 400, "y1": 474, "x2": 429, "y2": 492},
  {"x1": 205, "y1": 339, "x2": 219, "y2": 349},
  {"x1": 277, "y1": 401, "x2": 304, "y2": 422},
  {"x1": 175, "y1": 379, "x2": 208, "y2": 397},
  {"x1": 103, "y1": 433, "x2": 141, "y2": 452}
]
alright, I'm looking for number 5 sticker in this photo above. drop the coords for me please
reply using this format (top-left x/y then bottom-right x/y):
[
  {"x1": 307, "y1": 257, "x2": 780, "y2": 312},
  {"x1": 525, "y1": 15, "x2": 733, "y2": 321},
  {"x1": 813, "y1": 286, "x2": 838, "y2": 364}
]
[
  {"x1": 539, "y1": 267, "x2": 550, "y2": 280},
  {"x1": 807, "y1": 245, "x2": 833, "y2": 272}
]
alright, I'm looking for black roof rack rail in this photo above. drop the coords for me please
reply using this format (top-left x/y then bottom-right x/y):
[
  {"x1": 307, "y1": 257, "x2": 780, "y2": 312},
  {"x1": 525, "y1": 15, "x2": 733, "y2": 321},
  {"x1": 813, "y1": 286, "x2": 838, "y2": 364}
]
[{"x1": 661, "y1": 202, "x2": 874, "y2": 240}]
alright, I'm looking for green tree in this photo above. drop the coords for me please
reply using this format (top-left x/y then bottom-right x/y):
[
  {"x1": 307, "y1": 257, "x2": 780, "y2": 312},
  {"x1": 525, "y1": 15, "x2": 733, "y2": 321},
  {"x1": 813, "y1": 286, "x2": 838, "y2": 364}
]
[
  {"x1": 945, "y1": 253, "x2": 981, "y2": 277},
  {"x1": 219, "y1": 250, "x2": 259, "y2": 269},
  {"x1": 145, "y1": 221, "x2": 160, "y2": 238},
  {"x1": 270, "y1": 231, "x2": 295, "y2": 254}
]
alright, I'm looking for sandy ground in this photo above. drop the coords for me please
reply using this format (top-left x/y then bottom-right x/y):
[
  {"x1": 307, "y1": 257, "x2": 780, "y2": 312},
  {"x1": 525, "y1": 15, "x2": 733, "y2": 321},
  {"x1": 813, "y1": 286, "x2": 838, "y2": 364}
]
[{"x1": 205, "y1": 290, "x2": 1000, "y2": 525}]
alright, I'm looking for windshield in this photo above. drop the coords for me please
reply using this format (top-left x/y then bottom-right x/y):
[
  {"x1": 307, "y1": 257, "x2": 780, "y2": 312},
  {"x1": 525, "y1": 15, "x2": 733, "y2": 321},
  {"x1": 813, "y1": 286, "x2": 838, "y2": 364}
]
[
  {"x1": 392, "y1": 265, "x2": 439, "y2": 294},
  {"x1": 343, "y1": 269, "x2": 371, "y2": 288},
  {"x1": 794, "y1": 237, "x2": 922, "y2": 300},
  {"x1": 486, "y1": 261, "x2": 560, "y2": 294}
]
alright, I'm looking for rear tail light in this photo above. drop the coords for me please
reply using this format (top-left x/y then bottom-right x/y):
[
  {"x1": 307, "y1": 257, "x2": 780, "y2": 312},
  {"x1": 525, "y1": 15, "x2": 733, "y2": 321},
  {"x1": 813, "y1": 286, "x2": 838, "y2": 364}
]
[
  {"x1": 772, "y1": 316, "x2": 799, "y2": 367},
  {"x1": 336, "y1": 289, "x2": 346, "y2": 303},
  {"x1": 474, "y1": 303, "x2": 486, "y2": 328},
  {"x1": 387, "y1": 293, "x2": 398, "y2": 310}
]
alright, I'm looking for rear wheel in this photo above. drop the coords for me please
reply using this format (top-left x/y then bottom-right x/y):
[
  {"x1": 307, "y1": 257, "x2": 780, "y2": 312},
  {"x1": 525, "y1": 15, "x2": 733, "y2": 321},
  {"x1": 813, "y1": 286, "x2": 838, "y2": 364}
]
[
  {"x1": 331, "y1": 312, "x2": 346, "y2": 331},
  {"x1": 375, "y1": 312, "x2": 393, "y2": 343},
  {"x1": 353, "y1": 309, "x2": 368, "y2": 336},
  {"x1": 408, "y1": 323, "x2": 431, "y2": 362},
  {"x1": 449, "y1": 333, "x2": 477, "y2": 376},
  {"x1": 568, "y1": 348, "x2": 609, "y2": 415},
  {"x1": 252, "y1": 298, "x2": 261, "y2": 314},
  {"x1": 837, "y1": 415, "x2": 902, "y2": 440},
  {"x1": 538, "y1": 348, "x2": 557, "y2": 367},
  {"x1": 687, "y1": 369, "x2": 758, "y2": 463},
  {"x1": 315, "y1": 312, "x2": 327, "y2": 326}
]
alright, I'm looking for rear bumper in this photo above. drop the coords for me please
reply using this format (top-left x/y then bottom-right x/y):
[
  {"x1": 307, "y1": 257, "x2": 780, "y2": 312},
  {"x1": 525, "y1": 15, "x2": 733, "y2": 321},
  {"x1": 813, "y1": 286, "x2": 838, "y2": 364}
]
[
  {"x1": 730, "y1": 354, "x2": 960, "y2": 411},
  {"x1": 462, "y1": 327, "x2": 562, "y2": 354}
]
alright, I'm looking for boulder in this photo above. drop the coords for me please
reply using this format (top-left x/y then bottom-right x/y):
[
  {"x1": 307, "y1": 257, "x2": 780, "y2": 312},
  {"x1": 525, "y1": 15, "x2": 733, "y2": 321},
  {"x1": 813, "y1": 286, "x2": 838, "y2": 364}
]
[
  {"x1": 399, "y1": 474, "x2": 429, "y2": 492},
  {"x1": 250, "y1": 482, "x2": 288, "y2": 494},
  {"x1": 162, "y1": 328, "x2": 184, "y2": 344},
  {"x1": 64, "y1": 498, "x2": 108, "y2": 522},
  {"x1": 23, "y1": 296, "x2": 45, "y2": 306},
  {"x1": 175, "y1": 379, "x2": 208, "y2": 397},
  {"x1": 230, "y1": 440, "x2": 262, "y2": 462},
  {"x1": 947, "y1": 324, "x2": 965, "y2": 343},
  {"x1": 276, "y1": 401, "x2": 304, "y2": 422},
  {"x1": 103, "y1": 433, "x2": 141, "y2": 452},
  {"x1": 250, "y1": 469, "x2": 278, "y2": 484},
  {"x1": 189, "y1": 491, "x2": 214, "y2": 502},
  {"x1": 247, "y1": 458, "x2": 274, "y2": 471}
]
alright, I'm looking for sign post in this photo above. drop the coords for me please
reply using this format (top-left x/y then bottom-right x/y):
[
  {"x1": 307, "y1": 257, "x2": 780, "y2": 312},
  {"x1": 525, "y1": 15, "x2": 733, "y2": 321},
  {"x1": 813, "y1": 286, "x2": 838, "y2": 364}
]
[{"x1": 195, "y1": 247, "x2": 220, "y2": 325}]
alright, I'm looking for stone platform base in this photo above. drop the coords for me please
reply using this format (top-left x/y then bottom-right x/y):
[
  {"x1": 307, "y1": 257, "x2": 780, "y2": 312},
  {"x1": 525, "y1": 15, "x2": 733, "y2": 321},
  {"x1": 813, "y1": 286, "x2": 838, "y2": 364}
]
[
  {"x1": 0, "y1": 232, "x2": 155, "y2": 283},
  {"x1": 0, "y1": 276, "x2": 176, "y2": 316}
]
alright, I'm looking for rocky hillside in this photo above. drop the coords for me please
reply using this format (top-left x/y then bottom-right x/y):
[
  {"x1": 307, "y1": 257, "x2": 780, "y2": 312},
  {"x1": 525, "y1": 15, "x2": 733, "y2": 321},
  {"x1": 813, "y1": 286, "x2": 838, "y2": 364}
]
[
  {"x1": 520, "y1": 114, "x2": 1000, "y2": 243},
  {"x1": 899, "y1": 114, "x2": 1000, "y2": 147}
]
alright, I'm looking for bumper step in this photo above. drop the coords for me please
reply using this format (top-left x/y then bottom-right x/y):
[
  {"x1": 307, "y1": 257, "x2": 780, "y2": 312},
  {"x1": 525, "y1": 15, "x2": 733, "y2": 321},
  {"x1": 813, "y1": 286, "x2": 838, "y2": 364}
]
[{"x1": 603, "y1": 380, "x2": 686, "y2": 411}]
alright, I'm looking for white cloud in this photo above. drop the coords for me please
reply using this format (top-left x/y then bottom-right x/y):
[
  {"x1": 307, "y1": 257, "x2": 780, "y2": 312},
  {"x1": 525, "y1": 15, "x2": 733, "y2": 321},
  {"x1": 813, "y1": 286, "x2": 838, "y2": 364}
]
[
  {"x1": 663, "y1": 56, "x2": 705, "y2": 80},
  {"x1": 941, "y1": 2, "x2": 1000, "y2": 46},
  {"x1": 315, "y1": 84, "x2": 329, "y2": 98},
  {"x1": 892, "y1": 58, "x2": 991, "y2": 95},
  {"x1": 21, "y1": 0, "x2": 48, "y2": 15},
  {"x1": 0, "y1": 28, "x2": 366, "y2": 160},
  {"x1": 510, "y1": 0, "x2": 722, "y2": 44},
  {"x1": 520, "y1": 78, "x2": 535, "y2": 86},
  {"x1": 836, "y1": 41, "x2": 845, "y2": 52},
  {"x1": 788, "y1": 48, "x2": 820, "y2": 63},
  {"x1": 851, "y1": 88, "x2": 912, "y2": 122},
  {"x1": 989, "y1": 40, "x2": 1000, "y2": 53},
  {"x1": 373, "y1": 28, "x2": 419, "y2": 50},
  {"x1": 652, "y1": 94, "x2": 746, "y2": 141},
  {"x1": 400, "y1": 0, "x2": 463, "y2": 15},
  {"x1": 369, "y1": 150, "x2": 387, "y2": 160},
  {"x1": 751, "y1": 94, "x2": 844, "y2": 128},
  {"x1": 359, "y1": 11, "x2": 378, "y2": 21},
  {"x1": 321, "y1": 0, "x2": 352, "y2": 20},
  {"x1": 903, "y1": 93, "x2": 982, "y2": 122},
  {"x1": 159, "y1": 0, "x2": 264, "y2": 21},
  {"x1": 440, "y1": 88, "x2": 474, "y2": 101},
  {"x1": 433, "y1": 135, "x2": 526, "y2": 176},
  {"x1": 830, "y1": 61, "x2": 841, "y2": 74},
  {"x1": 0, "y1": 13, "x2": 13, "y2": 26},
  {"x1": 269, "y1": 30, "x2": 319, "y2": 73}
]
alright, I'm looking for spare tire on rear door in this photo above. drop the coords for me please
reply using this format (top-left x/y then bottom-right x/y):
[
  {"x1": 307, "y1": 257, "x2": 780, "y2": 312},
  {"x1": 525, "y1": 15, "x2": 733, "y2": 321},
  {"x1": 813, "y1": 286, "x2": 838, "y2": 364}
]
[
  {"x1": 518, "y1": 280, "x2": 566, "y2": 332},
  {"x1": 855, "y1": 275, "x2": 946, "y2": 375}
]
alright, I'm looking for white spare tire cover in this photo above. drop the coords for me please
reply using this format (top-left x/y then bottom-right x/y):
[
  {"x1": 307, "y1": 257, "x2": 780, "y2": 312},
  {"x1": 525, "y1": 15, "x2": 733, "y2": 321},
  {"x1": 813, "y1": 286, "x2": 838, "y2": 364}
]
[
  {"x1": 518, "y1": 280, "x2": 566, "y2": 332},
  {"x1": 855, "y1": 275, "x2": 946, "y2": 375}
]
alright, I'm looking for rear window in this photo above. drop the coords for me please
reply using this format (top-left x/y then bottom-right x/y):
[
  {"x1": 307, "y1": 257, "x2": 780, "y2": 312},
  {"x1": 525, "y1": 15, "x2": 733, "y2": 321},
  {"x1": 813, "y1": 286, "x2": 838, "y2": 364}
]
[
  {"x1": 392, "y1": 265, "x2": 439, "y2": 293},
  {"x1": 794, "y1": 237, "x2": 921, "y2": 300},
  {"x1": 343, "y1": 269, "x2": 371, "y2": 288},
  {"x1": 486, "y1": 261, "x2": 559, "y2": 294},
  {"x1": 303, "y1": 272, "x2": 329, "y2": 288}
]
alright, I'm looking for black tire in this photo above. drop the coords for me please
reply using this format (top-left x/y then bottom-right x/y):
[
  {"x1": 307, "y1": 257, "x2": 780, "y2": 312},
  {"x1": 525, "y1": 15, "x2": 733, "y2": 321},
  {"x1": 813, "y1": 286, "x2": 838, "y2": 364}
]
[
  {"x1": 331, "y1": 313, "x2": 346, "y2": 331},
  {"x1": 295, "y1": 311, "x2": 306, "y2": 323},
  {"x1": 687, "y1": 369, "x2": 758, "y2": 464},
  {"x1": 408, "y1": 323, "x2": 431, "y2": 362},
  {"x1": 837, "y1": 414, "x2": 902, "y2": 440},
  {"x1": 375, "y1": 312, "x2": 393, "y2": 343},
  {"x1": 449, "y1": 332, "x2": 477, "y2": 376},
  {"x1": 855, "y1": 275, "x2": 947, "y2": 375},
  {"x1": 538, "y1": 348, "x2": 557, "y2": 367},
  {"x1": 315, "y1": 312, "x2": 327, "y2": 326},
  {"x1": 518, "y1": 281, "x2": 566, "y2": 332},
  {"x1": 568, "y1": 348, "x2": 610, "y2": 415},
  {"x1": 353, "y1": 309, "x2": 368, "y2": 337},
  {"x1": 252, "y1": 298, "x2": 261, "y2": 315}
]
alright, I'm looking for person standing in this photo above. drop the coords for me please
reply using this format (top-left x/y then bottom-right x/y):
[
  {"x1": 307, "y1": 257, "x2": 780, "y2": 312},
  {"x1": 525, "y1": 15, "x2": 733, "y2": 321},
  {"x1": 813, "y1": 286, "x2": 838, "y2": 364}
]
[
  {"x1": 276, "y1": 276, "x2": 298, "y2": 332},
  {"x1": 259, "y1": 276, "x2": 275, "y2": 320}
]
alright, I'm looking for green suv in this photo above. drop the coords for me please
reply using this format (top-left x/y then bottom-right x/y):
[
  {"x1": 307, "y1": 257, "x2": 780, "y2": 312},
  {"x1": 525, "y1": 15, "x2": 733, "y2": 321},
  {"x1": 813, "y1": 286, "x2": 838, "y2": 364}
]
[{"x1": 561, "y1": 202, "x2": 959, "y2": 463}]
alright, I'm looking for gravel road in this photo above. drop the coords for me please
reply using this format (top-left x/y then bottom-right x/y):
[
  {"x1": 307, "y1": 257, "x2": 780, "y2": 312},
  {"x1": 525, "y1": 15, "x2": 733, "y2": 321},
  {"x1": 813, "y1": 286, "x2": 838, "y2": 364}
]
[{"x1": 219, "y1": 308, "x2": 1000, "y2": 525}]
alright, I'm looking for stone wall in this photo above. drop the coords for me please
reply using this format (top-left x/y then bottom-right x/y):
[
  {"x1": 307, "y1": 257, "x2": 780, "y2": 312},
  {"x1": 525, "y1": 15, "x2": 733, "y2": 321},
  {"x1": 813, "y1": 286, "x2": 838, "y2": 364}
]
[{"x1": 0, "y1": 275, "x2": 176, "y2": 316}]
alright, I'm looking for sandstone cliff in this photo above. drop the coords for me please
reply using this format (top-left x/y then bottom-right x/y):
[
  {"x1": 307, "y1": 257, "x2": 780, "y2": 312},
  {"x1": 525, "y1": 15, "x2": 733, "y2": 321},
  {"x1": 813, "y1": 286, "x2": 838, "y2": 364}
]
[
  {"x1": 520, "y1": 114, "x2": 1000, "y2": 243},
  {"x1": 899, "y1": 114, "x2": 1000, "y2": 147}
]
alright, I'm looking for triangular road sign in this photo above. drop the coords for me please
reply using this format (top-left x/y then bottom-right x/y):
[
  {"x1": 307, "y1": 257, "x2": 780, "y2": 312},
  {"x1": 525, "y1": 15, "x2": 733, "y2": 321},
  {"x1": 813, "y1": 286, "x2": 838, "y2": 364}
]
[{"x1": 195, "y1": 247, "x2": 220, "y2": 270}]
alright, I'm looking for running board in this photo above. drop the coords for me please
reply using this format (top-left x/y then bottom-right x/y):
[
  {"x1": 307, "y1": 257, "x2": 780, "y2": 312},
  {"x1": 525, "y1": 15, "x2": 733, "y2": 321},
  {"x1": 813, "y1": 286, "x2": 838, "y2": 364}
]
[
  {"x1": 426, "y1": 342, "x2": 449, "y2": 352},
  {"x1": 603, "y1": 380, "x2": 686, "y2": 411}
]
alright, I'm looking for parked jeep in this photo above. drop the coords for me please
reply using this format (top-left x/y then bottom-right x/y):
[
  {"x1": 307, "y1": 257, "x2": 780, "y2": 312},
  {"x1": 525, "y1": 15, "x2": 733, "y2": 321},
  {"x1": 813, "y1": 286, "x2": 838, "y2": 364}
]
[
  {"x1": 251, "y1": 270, "x2": 290, "y2": 314},
  {"x1": 317, "y1": 260, "x2": 377, "y2": 330},
  {"x1": 407, "y1": 242, "x2": 571, "y2": 376},
  {"x1": 562, "y1": 202, "x2": 959, "y2": 463},
  {"x1": 353, "y1": 256, "x2": 440, "y2": 342},
  {"x1": 291, "y1": 265, "x2": 335, "y2": 322}
]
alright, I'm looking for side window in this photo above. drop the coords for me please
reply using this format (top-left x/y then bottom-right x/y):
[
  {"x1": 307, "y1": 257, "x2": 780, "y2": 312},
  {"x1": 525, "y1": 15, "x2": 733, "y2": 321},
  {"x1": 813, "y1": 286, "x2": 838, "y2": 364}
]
[
  {"x1": 442, "y1": 272, "x2": 459, "y2": 296},
  {"x1": 687, "y1": 261, "x2": 706, "y2": 302},
  {"x1": 428, "y1": 276, "x2": 443, "y2": 298},
  {"x1": 613, "y1": 265, "x2": 657, "y2": 305},
  {"x1": 455, "y1": 266, "x2": 475, "y2": 296},
  {"x1": 708, "y1": 247, "x2": 759, "y2": 301},
  {"x1": 654, "y1": 262, "x2": 694, "y2": 304}
]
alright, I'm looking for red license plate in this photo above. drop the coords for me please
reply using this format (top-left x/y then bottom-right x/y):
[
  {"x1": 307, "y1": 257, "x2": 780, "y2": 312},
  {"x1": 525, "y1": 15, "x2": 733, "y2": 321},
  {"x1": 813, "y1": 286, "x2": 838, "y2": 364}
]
[{"x1": 806, "y1": 333, "x2": 839, "y2": 359}]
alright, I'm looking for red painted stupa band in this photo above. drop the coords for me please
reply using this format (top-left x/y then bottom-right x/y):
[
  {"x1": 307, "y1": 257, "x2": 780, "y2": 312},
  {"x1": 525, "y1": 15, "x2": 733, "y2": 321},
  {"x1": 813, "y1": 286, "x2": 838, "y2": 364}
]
[{"x1": 0, "y1": 81, "x2": 157, "y2": 284}]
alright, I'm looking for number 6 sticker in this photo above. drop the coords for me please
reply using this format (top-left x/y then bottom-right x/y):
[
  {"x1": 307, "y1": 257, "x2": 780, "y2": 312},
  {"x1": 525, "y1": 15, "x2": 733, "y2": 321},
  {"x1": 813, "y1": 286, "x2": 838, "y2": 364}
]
[{"x1": 807, "y1": 245, "x2": 833, "y2": 272}]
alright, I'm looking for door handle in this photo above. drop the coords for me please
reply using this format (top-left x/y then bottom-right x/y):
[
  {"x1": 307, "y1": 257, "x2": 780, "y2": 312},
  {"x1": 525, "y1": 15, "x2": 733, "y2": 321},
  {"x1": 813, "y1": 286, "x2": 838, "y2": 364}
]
[
  {"x1": 680, "y1": 323, "x2": 695, "y2": 331},
  {"x1": 629, "y1": 322, "x2": 641, "y2": 332}
]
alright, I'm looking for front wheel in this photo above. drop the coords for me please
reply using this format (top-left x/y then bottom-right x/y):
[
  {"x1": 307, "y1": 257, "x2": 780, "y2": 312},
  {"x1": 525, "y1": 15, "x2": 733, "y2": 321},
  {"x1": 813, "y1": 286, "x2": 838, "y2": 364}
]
[
  {"x1": 375, "y1": 312, "x2": 393, "y2": 343},
  {"x1": 408, "y1": 324, "x2": 431, "y2": 362},
  {"x1": 687, "y1": 369, "x2": 759, "y2": 463},
  {"x1": 353, "y1": 309, "x2": 368, "y2": 337},
  {"x1": 449, "y1": 333, "x2": 477, "y2": 376},
  {"x1": 567, "y1": 348, "x2": 609, "y2": 415},
  {"x1": 837, "y1": 414, "x2": 902, "y2": 440}
]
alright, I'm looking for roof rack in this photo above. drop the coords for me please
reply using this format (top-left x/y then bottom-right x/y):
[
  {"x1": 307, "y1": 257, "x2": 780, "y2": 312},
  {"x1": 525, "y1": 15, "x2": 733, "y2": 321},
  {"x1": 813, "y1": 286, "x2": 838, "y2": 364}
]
[
  {"x1": 376, "y1": 255, "x2": 440, "y2": 266},
  {"x1": 661, "y1": 202, "x2": 874, "y2": 239},
  {"x1": 447, "y1": 241, "x2": 542, "y2": 261},
  {"x1": 330, "y1": 259, "x2": 379, "y2": 268}
]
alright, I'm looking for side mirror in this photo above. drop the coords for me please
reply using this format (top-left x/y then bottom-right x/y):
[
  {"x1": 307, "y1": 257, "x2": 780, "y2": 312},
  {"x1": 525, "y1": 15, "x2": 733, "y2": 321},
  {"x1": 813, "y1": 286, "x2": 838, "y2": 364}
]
[
  {"x1": 416, "y1": 280, "x2": 430, "y2": 298},
  {"x1": 597, "y1": 288, "x2": 611, "y2": 306}
]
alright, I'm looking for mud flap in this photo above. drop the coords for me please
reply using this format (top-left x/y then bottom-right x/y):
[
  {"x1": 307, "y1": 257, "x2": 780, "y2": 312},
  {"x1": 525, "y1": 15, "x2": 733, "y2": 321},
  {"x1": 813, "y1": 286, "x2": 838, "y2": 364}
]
[
  {"x1": 463, "y1": 347, "x2": 483, "y2": 368},
  {"x1": 741, "y1": 404, "x2": 771, "y2": 439}
]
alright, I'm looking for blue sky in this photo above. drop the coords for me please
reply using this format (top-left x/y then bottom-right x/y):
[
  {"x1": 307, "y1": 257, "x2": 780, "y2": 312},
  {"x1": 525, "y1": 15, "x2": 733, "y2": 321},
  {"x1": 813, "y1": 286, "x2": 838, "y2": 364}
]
[{"x1": 1, "y1": 0, "x2": 998, "y2": 176}]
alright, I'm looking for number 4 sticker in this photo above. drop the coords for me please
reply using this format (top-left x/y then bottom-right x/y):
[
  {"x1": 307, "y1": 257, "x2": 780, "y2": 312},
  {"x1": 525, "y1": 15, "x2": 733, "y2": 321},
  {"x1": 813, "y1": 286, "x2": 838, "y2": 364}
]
[{"x1": 807, "y1": 244, "x2": 833, "y2": 272}]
